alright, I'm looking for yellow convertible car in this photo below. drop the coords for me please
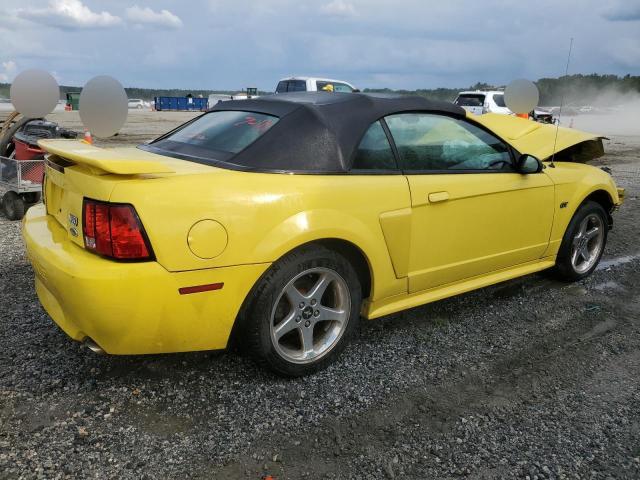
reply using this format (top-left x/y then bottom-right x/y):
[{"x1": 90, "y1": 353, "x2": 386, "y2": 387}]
[{"x1": 23, "y1": 92, "x2": 623, "y2": 376}]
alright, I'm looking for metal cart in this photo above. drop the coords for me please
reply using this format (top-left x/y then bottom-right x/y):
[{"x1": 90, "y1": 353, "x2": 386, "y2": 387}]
[{"x1": 0, "y1": 155, "x2": 44, "y2": 220}]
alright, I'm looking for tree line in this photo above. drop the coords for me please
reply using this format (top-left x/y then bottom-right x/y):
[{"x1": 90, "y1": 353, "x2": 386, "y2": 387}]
[
  {"x1": 364, "y1": 74, "x2": 640, "y2": 106},
  {"x1": 1, "y1": 74, "x2": 639, "y2": 106}
]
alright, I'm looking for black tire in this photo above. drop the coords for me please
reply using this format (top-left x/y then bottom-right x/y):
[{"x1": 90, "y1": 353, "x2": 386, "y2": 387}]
[
  {"x1": 238, "y1": 245, "x2": 361, "y2": 377},
  {"x1": 22, "y1": 192, "x2": 41, "y2": 204},
  {"x1": 2, "y1": 192, "x2": 26, "y2": 221},
  {"x1": 554, "y1": 201, "x2": 608, "y2": 281}
]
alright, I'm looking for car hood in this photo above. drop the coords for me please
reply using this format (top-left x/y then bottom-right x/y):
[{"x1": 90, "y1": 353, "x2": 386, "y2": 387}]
[{"x1": 471, "y1": 113, "x2": 604, "y2": 162}]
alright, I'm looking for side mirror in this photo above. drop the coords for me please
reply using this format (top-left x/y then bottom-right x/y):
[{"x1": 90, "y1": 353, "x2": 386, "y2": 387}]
[{"x1": 516, "y1": 154, "x2": 543, "y2": 174}]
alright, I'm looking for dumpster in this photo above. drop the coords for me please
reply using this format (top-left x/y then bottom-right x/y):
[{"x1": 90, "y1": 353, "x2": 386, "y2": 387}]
[
  {"x1": 66, "y1": 92, "x2": 81, "y2": 110},
  {"x1": 154, "y1": 96, "x2": 208, "y2": 111}
]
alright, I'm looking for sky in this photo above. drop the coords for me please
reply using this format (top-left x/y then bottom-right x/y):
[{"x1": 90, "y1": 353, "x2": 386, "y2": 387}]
[{"x1": 0, "y1": 0, "x2": 639, "y2": 91}]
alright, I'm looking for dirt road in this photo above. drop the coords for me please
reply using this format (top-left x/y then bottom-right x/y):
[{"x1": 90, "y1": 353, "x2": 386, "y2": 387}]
[{"x1": 0, "y1": 117, "x2": 638, "y2": 479}]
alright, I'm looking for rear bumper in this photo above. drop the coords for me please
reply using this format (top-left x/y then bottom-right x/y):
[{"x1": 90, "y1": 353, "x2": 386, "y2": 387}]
[{"x1": 22, "y1": 205, "x2": 269, "y2": 354}]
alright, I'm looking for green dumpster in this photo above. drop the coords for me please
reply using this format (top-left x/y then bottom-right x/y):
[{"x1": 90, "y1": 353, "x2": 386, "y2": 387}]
[{"x1": 66, "y1": 92, "x2": 81, "y2": 111}]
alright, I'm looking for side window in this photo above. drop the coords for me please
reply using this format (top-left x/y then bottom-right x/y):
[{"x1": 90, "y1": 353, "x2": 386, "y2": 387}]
[
  {"x1": 352, "y1": 121, "x2": 397, "y2": 171},
  {"x1": 316, "y1": 81, "x2": 333, "y2": 92},
  {"x1": 277, "y1": 80, "x2": 307, "y2": 92},
  {"x1": 316, "y1": 81, "x2": 353, "y2": 93},
  {"x1": 385, "y1": 113, "x2": 512, "y2": 172},
  {"x1": 333, "y1": 83, "x2": 353, "y2": 93},
  {"x1": 289, "y1": 80, "x2": 307, "y2": 92},
  {"x1": 493, "y1": 94, "x2": 506, "y2": 107}
]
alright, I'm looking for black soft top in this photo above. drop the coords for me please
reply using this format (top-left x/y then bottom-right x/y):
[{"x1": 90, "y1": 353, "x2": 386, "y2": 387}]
[{"x1": 204, "y1": 92, "x2": 465, "y2": 173}]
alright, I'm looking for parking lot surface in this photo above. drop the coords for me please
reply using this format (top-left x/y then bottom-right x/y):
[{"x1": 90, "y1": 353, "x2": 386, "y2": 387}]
[{"x1": 1, "y1": 112, "x2": 639, "y2": 479}]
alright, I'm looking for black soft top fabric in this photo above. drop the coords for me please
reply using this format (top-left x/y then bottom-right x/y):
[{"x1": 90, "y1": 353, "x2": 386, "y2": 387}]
[{"x1": 206, "y1": 92, "x2": 465, "y2": 173}]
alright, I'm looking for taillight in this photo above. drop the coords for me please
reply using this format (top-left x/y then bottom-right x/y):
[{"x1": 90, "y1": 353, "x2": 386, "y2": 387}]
[{"x1": 82, "y1": 199, "x2": 153, "y2": 260}]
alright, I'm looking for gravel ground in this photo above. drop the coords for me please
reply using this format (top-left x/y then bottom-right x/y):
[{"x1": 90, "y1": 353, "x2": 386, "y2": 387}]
[{"x1": 0, "y1": 127, "x2": 639, "y2": 479}]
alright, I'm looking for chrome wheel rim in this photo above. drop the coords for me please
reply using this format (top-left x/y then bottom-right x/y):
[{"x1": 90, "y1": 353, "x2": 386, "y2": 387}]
[
  {"x1": 571, "y1": 213, "x2": 604, "y2": 274},
  {"x1": 270, "y1": 267, "x2": 351, "y2": 364}
]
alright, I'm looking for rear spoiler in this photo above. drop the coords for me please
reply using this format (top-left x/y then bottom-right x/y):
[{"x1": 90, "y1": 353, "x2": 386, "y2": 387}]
[{"x1": 38, "y1": 139, "x2": 175, "y2": 175}]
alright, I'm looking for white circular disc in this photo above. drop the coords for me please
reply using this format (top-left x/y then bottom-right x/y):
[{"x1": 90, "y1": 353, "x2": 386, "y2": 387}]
[
  {"x1": 79, "y1": 75, "x2": 128, "y2": 138},
  {"x1": 10, "y1": 69, "x2": 59, "y2": 118},
  {"x1": 505, "y1": 79, "x2": 539, "y2": 114}
]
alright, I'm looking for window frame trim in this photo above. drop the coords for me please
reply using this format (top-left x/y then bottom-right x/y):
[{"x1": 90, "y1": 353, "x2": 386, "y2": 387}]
[{"x1": 348, "y1": 119, "x2": 402, "y2": 175}]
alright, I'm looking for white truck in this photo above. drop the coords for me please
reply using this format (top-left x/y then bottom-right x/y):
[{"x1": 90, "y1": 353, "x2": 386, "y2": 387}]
[{"x1": 275, "y1": 76, "x2": 358, "y2": 93}]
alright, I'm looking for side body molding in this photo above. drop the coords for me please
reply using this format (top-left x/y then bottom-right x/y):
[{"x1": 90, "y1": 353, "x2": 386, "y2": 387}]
[{"x1": 379, "y1": 208, "x2": 412, "y2": 278}]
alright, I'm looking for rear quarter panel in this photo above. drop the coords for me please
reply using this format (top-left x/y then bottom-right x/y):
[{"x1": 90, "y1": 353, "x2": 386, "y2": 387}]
[{"x1": 109, "y1": 169, "x2": 411, "y2": 302}]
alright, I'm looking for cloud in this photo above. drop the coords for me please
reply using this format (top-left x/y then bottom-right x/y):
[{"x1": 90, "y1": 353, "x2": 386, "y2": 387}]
[
  {"x1": 17, "y1": 0, "x2": 122, "y2": 29},
  {"x1": 607, "y1": 37, "x2": 640, "y2": 68},
  {"x1": 0, "y1": 60, "x2": 17, "y2": 82},
  {"x1": 319, "y1": 0, "x2": 357, "y2": 17},
  {"x1": 2, "y1": 0, "x2": 638, "y2": 91},
  {"x1": 601, "y1": 1, "x2": 640, "y2": 21},
  {"x1": 125, "y1": 5, "x2": 183, "y2": 29}
]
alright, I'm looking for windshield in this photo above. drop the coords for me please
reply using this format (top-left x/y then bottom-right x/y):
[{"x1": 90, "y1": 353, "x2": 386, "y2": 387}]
[
  {"x1": 493, "y1": 94, "x2": 506, "y2": 107},
  {"x1": 147, "y1": 110, "x2": 279, "y2": 163},
  {"x1": 454, "y1": 94, "x2": 485, "y2": 107}
]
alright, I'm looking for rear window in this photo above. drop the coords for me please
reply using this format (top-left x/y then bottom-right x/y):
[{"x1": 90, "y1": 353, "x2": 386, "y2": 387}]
[
  {"x1": 454, "y1": 94, "x2": 485, "y2": 107},
  {"x1": 147, "y1": 111, "x2": 279, "y2": 162},
  {"x1": 493, "y1": 94, "x2": 506, "y2": 107},
  {"x1": 276, "y1": 80, "x2": 307, "y2": 93}
]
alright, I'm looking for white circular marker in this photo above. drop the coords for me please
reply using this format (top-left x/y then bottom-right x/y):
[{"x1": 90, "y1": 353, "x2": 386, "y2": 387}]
[
  {"x1": 10, "y1": 69, "x2": 59, "y2": 118},
  {"x1": 79, "y1": 75, "x2": 128, "y2": 138},
  {"x1": 505, "y1": 79, "x2": 539, "y2": 114}
]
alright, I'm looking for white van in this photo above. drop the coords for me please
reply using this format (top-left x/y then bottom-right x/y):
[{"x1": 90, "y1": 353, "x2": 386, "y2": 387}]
[{"x1": 453, "y1": 90, "x2": 511, "y2": 116}]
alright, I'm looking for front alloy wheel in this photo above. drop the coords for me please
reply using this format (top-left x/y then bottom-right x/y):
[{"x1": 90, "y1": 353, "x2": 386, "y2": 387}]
[
  {"x1": 570, "y1": 213, "x2": 604, "y2": 274},
  {"x1": 555, "y1": 200, "x2": 608, "y2": 281}
]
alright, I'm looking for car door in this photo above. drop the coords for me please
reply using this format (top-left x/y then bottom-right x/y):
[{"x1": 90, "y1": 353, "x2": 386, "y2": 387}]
[{"x1": 384, "y1": 112, "x2": 554, "y2": 293}]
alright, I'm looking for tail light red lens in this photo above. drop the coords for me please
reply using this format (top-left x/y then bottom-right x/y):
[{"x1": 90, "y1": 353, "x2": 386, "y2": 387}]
[{"x1": 82, "y1": 199, "x2": 153, "y2": 260}]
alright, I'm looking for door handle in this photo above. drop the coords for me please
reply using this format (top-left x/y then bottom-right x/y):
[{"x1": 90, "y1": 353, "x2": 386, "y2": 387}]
[{"x1": 428, "y1": 191, "x2": 450, "y2": 203}]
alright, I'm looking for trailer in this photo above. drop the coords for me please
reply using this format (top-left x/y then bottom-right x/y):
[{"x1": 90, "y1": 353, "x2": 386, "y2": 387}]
[
  {"x1": 0, "y1": 156, "x2": 43, "y2": 220},
  {"x1": 154, "y1": 96, "x2": 208, "y2": 111},
  {"x1": 0, "y1": 111, "x2": 77, "y2": 220}
]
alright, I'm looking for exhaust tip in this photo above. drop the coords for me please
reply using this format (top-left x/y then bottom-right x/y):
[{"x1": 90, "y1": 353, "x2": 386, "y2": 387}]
[{"x1": 84, "y1": 337, "x2": 105, "y2": 355}]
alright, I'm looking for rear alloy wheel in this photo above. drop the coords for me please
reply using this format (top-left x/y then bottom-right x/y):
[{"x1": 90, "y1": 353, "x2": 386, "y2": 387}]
[
  {"x1": 554, "y1": 201, "x2": 608, "y2": 281},
  {"x1": 271, "y1": 267, "x2": 351, "y2": 364},
  {"x1": 241, "y1": 246, "x2": 361, "y2": 376}
]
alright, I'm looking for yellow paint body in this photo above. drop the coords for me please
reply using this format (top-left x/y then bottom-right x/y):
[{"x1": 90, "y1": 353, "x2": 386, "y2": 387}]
[{"x1": 22, "y1": 117, "x2": 623, "y2": 354}]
